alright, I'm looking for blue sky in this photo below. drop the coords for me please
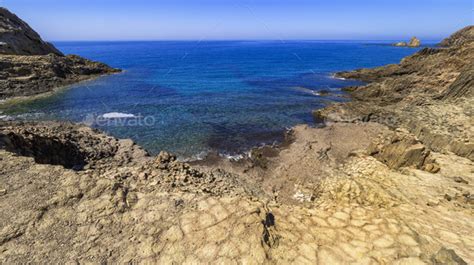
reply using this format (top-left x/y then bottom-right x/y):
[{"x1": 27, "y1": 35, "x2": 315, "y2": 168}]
[{"x1": 2, "y1": 0, "x2": 472, "y2": 41}]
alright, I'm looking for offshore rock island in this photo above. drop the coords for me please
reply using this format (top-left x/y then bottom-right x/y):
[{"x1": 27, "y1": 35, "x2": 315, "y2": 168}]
[{"x1": 0, "y1": 7, "x2": 473, "y2": 264}]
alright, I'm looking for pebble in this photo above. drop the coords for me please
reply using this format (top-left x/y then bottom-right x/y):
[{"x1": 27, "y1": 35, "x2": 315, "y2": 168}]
[{"x1": 453, "y1": 176, "x2": 468, "y2": 184}]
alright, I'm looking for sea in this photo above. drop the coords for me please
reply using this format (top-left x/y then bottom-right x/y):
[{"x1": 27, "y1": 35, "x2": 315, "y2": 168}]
[{"x1": 3, "y1": 41, "x2": 423, "y2": 159}]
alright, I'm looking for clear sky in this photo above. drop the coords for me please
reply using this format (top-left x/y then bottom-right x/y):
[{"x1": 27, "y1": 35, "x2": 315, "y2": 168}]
[{"x1": 1, "y1": 0, "x2": 472, "y2": 41}]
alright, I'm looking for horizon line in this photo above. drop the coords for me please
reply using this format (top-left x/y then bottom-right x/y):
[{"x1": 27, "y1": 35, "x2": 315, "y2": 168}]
[{"x1": 50, "y1": 38, "x2": 443, "y2": 42}]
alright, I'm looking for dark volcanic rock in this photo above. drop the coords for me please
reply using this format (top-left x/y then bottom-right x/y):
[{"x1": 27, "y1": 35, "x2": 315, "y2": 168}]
[{"x1": 0, "y1": 7, "x2": 63, "y2": 56}]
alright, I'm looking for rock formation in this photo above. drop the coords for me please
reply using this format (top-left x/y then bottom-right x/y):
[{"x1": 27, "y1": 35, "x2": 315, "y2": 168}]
[
  {"x1": 0, "y1": 54, "x2": 121, "y2": 99},
  {"x1": 0, "y1": 8, "x2": 120, "y2": 100},
  {"x1": 393, "y1": 41, "x2": 408, "y2": 47},
  {"x1": 326, "y1": 27, "x2": 473, "y2": 161},
  {"x1": 438, "y1": 25, "x2": 474, "y2": 47},
  {"x1": 0, "y1": 15, "x2": 473, "y2": 264},
  {"x1": 393, "y1": 36, "x2": 421, "y2": 47},
  {"x1": 0, "y1": 8, "x2": 62, "y2": 56},
  {"x1": 408, "y1": 36, "x2": 421, "y2": 47}
]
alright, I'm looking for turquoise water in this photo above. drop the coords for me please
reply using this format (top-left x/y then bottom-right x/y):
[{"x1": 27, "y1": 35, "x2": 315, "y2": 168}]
[{"x1": 6, "y1": 41, "x2": 420, "y2": 158}]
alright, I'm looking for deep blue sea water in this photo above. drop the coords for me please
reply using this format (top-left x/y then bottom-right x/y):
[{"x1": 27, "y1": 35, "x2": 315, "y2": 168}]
[{"x1": 5, "y1": 41, "x2": 421, "y2": 159}]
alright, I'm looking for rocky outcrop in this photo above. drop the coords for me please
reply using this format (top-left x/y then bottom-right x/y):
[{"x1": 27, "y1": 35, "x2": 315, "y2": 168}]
[
  {"x1": 408, "y1": 36, "x2": 421, "y2": 47},
  {"x1": 0, "y1": 54, "x2": 120, "y2": 99},
  {"x1": 367, "y1": 129, "x2": 431, "y2": 169},
  {"x1": 1, "y1": 120, "x2": 473, "y2": 263},
  {"x1": 440, "y1": 62, "x2": 474, "y2": 100},
  {"x1": 325, "y1": 27, "x2": 474, "y2": 161},
  {"x1": 0, "y1": 121, "x2": 149, "y2": 169},
  {"x1": 394, "y1": 41, "x2": 408, "y2": 47},
  {"x1": 438, "y1": 25, "x2": 474, "y2": 47},
  {"x1": 393, "y1": 36, "x2": 421, "y2": 47},
  {"x1": 0, "y1": 8, "x2": 120, "y2": 99},
  {"x1": 0, "y1": 7, "x2": 62, "y2": 56}
]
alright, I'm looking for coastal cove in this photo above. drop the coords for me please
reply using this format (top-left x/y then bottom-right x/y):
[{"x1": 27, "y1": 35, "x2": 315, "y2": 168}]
[
  {"x1": 1, "y1": 4, "x2": 473, "y2": 263},
  {"x1": 3, "y1": 41, "x2": 423, "y2": 159}
]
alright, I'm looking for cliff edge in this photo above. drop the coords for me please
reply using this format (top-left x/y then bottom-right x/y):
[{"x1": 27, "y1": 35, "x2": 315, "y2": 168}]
[
  {"x1": 0, "y1": 7, "x2": 62, "y2": 56},
  {"x1": 0, "y1": 7, "x2": 120, "y2": 100}
]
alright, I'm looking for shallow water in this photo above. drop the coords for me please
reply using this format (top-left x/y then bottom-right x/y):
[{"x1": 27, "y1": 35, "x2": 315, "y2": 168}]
[{"x1": 5, "y1": 41, "x2": 422, "y2": 158}]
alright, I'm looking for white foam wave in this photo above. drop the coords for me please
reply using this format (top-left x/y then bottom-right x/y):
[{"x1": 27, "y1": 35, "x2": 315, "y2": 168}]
[
  {"x1": 101, "y1": 112, "x2": 136, "y2": 119},
  {"x1": 220, "y1": 151, "x2": 252, "y2": 161},
  {"x1": 178, "y1": 151, "x2": 209, "y2": 162},
  {"x1": 331, "y1": 74, "x2": 346, "y2": 80},
  {"x1": 0, "y1": 115, "x2": 13, "y2": 121}
]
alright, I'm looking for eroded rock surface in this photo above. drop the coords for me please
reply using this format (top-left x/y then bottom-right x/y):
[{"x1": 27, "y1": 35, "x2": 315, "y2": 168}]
[
  {"x1": 1, "y1": 121, "x2": 473, "y2": 264},
  {"x1": 322, "y1": 27, "x2": 474, "y2": 162},
  {"x1": 439, "y1": 26, "x2": 474, "y2": 47},
  {"x1": 0, "y1": 54, "x2": 120, "y2": 99}
]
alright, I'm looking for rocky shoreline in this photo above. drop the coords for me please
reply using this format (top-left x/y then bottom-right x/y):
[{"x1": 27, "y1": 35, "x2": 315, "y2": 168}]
[
  {"x1": 0, "y1": 8, "x2": 472, "y2": 263},
  {"x1": 0, "y1": 8, "x2": 120, "y2": 100}
]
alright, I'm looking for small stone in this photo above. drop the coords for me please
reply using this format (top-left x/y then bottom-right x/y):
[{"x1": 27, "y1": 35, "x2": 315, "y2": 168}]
[
  {"x1": 444, "y1": 194, "x2": 453, "y2": 201},
  {"x1": 424, "y1": 163, "x2": 441, "y2": 173},
  {"x1": 138, "y1": 172, "x2": 148, "y2": 180},
  {"x1": 431, "y1": 247, "x2": 467, "y2": 265},
  {"x1": 427, "y1": 199, "x2": 439, "y2": 207},
  {"x1": 453, "y1": 176, "x2": 468, "y2": 184},
  {"x1": 0, "y1": 189, "x2": 6, "y2": 196}
]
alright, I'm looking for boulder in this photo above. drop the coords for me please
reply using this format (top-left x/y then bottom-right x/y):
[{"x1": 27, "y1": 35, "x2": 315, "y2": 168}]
[
  {"x1": 431, "y1": 247, "x2": 467, "y2": 265},
  {"x1": 367, "y1": 131, "x2": 430, "y2": 169}
]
